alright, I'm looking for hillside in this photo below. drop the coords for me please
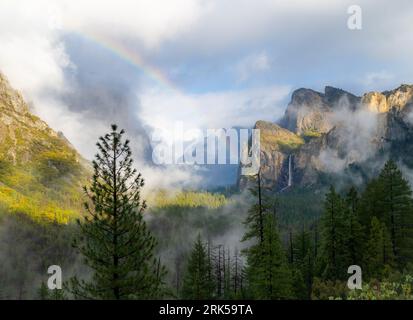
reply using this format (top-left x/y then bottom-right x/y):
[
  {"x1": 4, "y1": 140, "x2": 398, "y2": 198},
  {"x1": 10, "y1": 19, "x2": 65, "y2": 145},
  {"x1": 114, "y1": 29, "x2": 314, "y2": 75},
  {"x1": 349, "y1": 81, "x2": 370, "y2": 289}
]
[{"x1": 0, "y1": 73, "x2": 89, "y2": 223}]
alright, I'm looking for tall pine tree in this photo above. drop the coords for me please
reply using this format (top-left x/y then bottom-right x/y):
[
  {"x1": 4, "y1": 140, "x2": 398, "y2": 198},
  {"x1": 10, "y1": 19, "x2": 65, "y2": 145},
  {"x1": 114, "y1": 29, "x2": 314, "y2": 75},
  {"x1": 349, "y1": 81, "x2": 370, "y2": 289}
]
[{"x1": 69, "y1": 125, "x2": 165, "y2": 299}]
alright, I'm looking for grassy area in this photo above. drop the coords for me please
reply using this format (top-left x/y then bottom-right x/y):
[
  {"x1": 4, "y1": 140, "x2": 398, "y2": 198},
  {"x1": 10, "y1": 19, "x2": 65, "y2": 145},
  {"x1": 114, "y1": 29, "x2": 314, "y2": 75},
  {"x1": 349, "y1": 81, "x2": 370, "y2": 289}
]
[
  {"x1": 151, "y1": 190, "x2": 230, "y2": 209},
  {"x1": 258, "y1": 121, "x2": 305, "y2": 153}
]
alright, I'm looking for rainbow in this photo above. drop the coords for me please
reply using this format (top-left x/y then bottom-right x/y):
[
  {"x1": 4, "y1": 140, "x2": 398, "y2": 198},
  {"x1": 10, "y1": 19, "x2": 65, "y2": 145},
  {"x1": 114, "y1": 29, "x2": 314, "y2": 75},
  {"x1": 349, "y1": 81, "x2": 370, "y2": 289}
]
[{"x1": 77, "y1": 31, "x2": 179, "y2": 92}]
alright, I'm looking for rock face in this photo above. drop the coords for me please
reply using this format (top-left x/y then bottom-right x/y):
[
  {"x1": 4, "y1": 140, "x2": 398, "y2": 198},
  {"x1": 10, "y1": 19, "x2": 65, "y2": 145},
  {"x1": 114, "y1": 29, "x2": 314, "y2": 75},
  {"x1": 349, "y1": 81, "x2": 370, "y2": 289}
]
[
  {"x1": 240, "y1": 84, "x2": 413, "y2": 191},
  {"x1": 0, "y1": 73, "x2": 64, "y2": 164},
  {"x1": 252, "y1": 121, "x2": 303, "y2": 189},
  {"x1": 362, "y1": 84, "x2": 413, "y2": 114},
  {"x1": 0, "y1": 72, "x2": 88, "y2": 222},
  {"x1": 281, "y1": 86, "x2": 361, "y2": 137}
]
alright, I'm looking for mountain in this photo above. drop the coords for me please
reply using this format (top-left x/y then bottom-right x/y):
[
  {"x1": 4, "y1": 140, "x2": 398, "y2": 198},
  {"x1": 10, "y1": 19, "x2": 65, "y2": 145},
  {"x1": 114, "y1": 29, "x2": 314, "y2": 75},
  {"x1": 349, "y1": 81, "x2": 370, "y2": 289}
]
[
  {"x1": 240, "y1": 84, "x2": 413, "y2": 191},
  {"x1": 0, "y1": 72, "x2": 89, "y2": 223}
]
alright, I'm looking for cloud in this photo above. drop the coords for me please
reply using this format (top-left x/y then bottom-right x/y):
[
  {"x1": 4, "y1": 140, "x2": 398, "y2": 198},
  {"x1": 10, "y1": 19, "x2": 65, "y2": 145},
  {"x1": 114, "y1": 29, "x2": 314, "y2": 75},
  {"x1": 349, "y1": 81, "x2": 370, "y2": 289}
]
[
  {"x1": 0, "y1": 0, "x2": 207, "y2": 190},
  {"x1": 0, "y1": 0, "x2": 69, "y2": 98},
  {"x1": 138, "y1": 84, "x2": 291, "y2": 136},
  {"x1": 315, "y1": 96, "x2": 388, "y2": 186},
  {"x1": 362, "y1": 71, "x2": 394, "y2": 89},
  {"x1": 2, "y1": 0, "x2": 413, "y2": 190},
  {"x1": 236, "y1": 51, "x2": 270, "y2": 82},
  {"x1": 59, "y1": 0, "x2": 204, "y2": 49}
]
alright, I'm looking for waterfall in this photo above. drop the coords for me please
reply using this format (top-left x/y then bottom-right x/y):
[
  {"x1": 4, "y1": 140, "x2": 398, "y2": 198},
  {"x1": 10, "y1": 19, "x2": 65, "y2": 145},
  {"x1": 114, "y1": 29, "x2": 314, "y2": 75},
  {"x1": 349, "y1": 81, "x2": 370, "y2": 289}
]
[{"x1": 287, "y1": 154, "x2": 293, "y2": 187}]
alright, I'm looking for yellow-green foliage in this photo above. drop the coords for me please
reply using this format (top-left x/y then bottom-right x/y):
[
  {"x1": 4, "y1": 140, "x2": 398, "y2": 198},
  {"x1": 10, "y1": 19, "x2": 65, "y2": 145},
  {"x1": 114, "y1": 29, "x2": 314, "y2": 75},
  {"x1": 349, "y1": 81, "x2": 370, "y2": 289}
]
[
  {"x1": 0, "y1": 185, "x2": 77, "y2": 224},
  {"x1": 0, "y1": 75, "x2": 88, "y2": 224},
  {"x1": 302, "y1": 129, "x2": 322, "y2": 138},
  {"x1": 0, "y1": 144, "x2": 86, "y2": 224},
  {"x1": 35, "y1": 149, "x2": 81, "y2": 183},
  {"x1": 152, "y1": 190, "x2": 229, "y2": 209},
  {"x1": 261, "y1": 130, "x2": 304, "y2": 153}
]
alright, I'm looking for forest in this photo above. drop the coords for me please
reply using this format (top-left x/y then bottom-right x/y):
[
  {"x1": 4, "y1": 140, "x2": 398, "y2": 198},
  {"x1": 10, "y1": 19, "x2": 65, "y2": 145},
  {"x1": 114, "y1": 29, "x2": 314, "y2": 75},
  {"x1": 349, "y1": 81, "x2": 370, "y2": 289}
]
[{"x1": 1, "y1": 125, "x2": 413, "y2": 300}]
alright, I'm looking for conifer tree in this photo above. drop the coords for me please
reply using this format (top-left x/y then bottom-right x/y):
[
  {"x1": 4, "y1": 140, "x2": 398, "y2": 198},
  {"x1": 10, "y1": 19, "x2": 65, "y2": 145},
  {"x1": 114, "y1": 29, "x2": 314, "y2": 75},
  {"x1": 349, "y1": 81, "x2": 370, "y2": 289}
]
[
  {"x1": 243, "y1": 172, "x2": 268, "y2": 245},
  {"x1": 365, "y1": 217, "x2": 394, "y2": 279},
  {"x1": 320, "y1": 186, "x2": 348, "y2": 280},
  {"x1": 344, "y1": 187, "x2": 364, "y2": 266},
  {"x1": 255, "y1": 214, "x2": 292, "y2": 299},
  {"x1": 181, "y1": 234, "x2": 214, "y2": 299},
  {"x1": 69, "y1": 125, "x2": 165, "y2": 299},
  {"x1": 231, "y1": 248, "x2": 244, "y2": 298},
  {"x1": 292, "y1": 228, "x2": 314, "y2": 299},
  {"x1": 358, "y1": 178, "x2": 384, "y2": 229},
  {"x1": 376, "y1": 160, "x2": 413, "y2": 267},
  {"x1": 245, "y1": 213, "x2": 292, "y2": 299}
]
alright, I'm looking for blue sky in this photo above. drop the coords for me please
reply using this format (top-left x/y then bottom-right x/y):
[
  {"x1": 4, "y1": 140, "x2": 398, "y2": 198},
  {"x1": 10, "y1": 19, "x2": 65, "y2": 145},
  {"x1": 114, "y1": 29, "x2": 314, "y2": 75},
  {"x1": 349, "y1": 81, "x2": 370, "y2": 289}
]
[{"x1": 1, "y1": 0, "x2": 413, "y2": 188}]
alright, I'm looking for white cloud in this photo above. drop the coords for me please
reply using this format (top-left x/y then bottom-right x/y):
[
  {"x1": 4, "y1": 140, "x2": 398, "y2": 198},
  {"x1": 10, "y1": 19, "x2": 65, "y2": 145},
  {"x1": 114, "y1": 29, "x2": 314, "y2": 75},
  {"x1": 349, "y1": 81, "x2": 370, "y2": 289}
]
[
  {"x1": 361, "y1": 70, "x2": 395, "y2": 90},
  {"x1": 0, "y1": 0, "x2": 69, "y2": 97},
  {"x1": 55, "y1": 0, "x2": 204, "y2": 49},
  {"x1": 138, "y1": 84, "x2": 290, "y2": 136},
  {"x1": 236, "y1": 51, "x2": 270, "y2": 82}
]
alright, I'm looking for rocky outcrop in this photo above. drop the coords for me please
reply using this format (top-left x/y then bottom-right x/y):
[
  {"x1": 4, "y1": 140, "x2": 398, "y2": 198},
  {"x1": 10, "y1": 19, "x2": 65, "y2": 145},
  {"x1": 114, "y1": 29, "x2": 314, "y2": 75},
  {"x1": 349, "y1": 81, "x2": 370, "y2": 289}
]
[
  {"x1": 280, "y1": 86, "x2": 361, "y2": 137},
  {"x1": 362, "y1": 84, "x2": 413, "y2": 114},
  {"x1": 254, "y1": 121, "x2": 303, "y2": 189},
  {"x1": 0, "y1": 73, "x2": 74, "y2": 164},
  {"x1": 0, "y1": 73, "x2": 29, "y2": 114},
  {"x1": 362, "y1": 92, "x2": 388, "y2": 113},
  {"x1": 241, "y1": 84, "x2": 413, "y2": 191}
]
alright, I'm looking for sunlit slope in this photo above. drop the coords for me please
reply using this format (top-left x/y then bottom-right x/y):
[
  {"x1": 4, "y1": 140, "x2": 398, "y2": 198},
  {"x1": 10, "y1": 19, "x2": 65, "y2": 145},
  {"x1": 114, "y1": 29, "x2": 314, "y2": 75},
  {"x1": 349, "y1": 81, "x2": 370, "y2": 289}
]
[{"x1": 0, "y1": 73, "x2": 89, "y2": 223}]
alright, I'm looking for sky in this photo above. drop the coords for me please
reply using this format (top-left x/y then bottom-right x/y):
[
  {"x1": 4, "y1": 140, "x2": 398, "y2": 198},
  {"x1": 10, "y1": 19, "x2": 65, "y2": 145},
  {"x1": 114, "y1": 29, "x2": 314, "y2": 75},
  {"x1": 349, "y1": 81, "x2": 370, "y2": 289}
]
[{"x1": 1, "y1": 0, "x2": 413, "y2": 189}]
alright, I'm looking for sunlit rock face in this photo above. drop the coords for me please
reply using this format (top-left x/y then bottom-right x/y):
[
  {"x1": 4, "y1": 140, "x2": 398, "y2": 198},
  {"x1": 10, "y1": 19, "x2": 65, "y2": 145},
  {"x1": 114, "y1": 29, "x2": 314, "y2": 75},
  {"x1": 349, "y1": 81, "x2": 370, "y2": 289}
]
[
  {"x1": 362, "y1": 85, "x2": 413, "y2": 114},
  {"x1": 240, "y1": 84, "x2": 413, "y2": 192},
  {"x1": 362, "y1": 92, "x2": 389, "y2": 113}
]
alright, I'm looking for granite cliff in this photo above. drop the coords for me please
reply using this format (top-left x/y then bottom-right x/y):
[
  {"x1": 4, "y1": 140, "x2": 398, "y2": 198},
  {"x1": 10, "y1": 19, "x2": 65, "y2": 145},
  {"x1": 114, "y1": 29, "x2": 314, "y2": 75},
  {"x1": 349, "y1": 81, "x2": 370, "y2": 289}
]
[{"x1": 240, "y1": 84, "x2": 413, "y2": 191}]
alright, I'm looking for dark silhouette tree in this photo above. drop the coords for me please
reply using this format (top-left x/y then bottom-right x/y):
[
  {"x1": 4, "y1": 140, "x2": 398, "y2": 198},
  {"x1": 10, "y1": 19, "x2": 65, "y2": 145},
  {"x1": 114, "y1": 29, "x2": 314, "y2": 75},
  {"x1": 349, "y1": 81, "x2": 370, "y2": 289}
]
[{"x1": 181, "y1": 234, "x2": 214, "y2": 299}]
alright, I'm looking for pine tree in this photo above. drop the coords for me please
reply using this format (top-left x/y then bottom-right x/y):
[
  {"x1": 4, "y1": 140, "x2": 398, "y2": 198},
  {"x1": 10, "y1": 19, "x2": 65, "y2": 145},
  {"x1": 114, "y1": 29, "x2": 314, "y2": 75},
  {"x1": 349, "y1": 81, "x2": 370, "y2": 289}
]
[
  {"x1": 358, "y1": 178, "x2": 384, "y2": 228},
  {"x1": 320, "y1": 186, "x2": 348, "y2": 280},
  {"x1": 181, "y1": 234, "x2": 214, "y2": 299},
  {"x1": 69, "y1": 125, "x2": 166, "y2": 299},
  {"x1": 365, "y1": 217, "x2": 394, "y2": 279},
  {"x1": 243, "y1": 172, "x2": 268, "y2": 245},
  {"x1": 245, "y1": 213, "x2": 292, "y2": 299},
  {"x1": 231, "y1": 248, "x2": 244, "y2": 298},
  {"x1": 344, "y1": 187, "x2": 364, "y2": 266},
  {"x1": 376, "y1": 160, "x2": 413, "y2": 267},
  {"x1": 242, "y1": 174, "x2": 293, "y2": 299},
  {"x1": 223, "y1": 247, "x2": 231, "y2": 298},
  {"x1": 214, "y1": 244, "x2": 223, "y2": 298},
  {"x1": 292, "y1": 228, "x2": 314, "y2": 299}
]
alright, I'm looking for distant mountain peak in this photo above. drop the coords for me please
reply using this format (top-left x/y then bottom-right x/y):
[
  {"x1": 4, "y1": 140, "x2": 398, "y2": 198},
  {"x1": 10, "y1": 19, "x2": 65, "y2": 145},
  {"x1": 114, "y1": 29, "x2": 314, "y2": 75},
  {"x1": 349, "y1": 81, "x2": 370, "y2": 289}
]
[{"x1": 242, "y1": 83, "x2": 413, "y2": 192}]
